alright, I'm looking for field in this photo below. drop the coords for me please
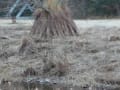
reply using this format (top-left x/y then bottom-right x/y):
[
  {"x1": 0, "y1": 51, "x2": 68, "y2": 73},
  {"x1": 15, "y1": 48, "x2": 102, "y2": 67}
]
[{"x1": 0, "y1": 19, "x2": 120, "y2": 89}]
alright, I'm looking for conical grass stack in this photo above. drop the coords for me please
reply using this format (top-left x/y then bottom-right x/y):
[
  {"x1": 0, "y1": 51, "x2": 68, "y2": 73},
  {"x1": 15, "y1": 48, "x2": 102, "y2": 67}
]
[{"x1": 30, "y1": 0, "x2": 78, "y2": 40}]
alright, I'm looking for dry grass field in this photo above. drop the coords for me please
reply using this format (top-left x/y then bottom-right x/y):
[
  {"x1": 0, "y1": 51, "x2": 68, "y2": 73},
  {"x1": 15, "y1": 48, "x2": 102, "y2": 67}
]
[{"x1": 0, "y1": 19, "x2": 120, "y2": 89}]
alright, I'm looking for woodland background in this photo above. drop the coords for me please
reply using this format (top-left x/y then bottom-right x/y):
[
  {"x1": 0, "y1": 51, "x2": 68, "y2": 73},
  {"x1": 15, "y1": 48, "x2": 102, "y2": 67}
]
[{"x1": 0, "y1": 0, "x2": 120, "y2": 19}]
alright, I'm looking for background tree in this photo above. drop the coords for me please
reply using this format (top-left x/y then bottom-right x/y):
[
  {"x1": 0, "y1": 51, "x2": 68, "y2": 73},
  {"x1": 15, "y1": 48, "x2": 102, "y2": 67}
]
[
  {"x1": 88, "y1": 0, "x2": 120, "y2": 17},
  {"x1": 1, "y1": 0, "x2": 120, "y2": 18}
]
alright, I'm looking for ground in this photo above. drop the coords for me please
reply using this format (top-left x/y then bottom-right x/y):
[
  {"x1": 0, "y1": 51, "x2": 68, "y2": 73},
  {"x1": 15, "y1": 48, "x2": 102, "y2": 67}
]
[{"x1": 0, "y1": 19, "x2": 120, "y2": 88}]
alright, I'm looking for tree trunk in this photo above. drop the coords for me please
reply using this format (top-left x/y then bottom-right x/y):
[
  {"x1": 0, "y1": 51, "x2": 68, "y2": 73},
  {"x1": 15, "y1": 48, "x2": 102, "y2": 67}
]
[
  {"x1": 115, "y1": 4, "x2": 120, "y2": 16},
  {"x1": 81, "y1": 0, "x2": 88, "y2": 18}
]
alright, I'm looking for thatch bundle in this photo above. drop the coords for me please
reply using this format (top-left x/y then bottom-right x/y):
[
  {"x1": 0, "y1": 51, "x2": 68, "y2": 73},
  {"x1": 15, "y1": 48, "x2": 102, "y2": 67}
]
[
  {"x1": 19, "y1": 0, "x2": 78, "y2": 76},
  {"x1": 30, "y1": 0, "x2": 78, "y2": 40},
  {"x1": 19, "y1": 0, "x2": 78, "y2": 55}
]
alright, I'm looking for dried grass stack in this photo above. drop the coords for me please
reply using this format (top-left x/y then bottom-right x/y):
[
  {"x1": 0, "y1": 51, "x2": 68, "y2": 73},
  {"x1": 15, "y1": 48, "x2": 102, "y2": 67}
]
[
  {"x1": 19, "y1": 0, "x2": 75, "y2": 76},
  {"x1": 30, "y1": 0, "x2": 78, "y2": 40},
  {"x1": 19, "y1": 0, "x2": 78, "y2": 55}
]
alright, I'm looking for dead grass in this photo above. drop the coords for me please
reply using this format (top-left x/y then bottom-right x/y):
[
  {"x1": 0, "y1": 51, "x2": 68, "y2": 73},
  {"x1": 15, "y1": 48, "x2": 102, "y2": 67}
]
[{"x1": 1, "y1": 20, "x2": 120, "y2": 88}]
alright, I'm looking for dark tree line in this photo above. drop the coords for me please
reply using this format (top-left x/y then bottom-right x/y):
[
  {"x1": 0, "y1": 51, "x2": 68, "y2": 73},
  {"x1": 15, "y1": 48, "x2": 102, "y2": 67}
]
[
  {"x1": 69, "y1": 0, "x2": 120, "y2": 18},
  {"x1": 0, "y1": 0, "x2": 120, "y2": 18}
]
